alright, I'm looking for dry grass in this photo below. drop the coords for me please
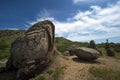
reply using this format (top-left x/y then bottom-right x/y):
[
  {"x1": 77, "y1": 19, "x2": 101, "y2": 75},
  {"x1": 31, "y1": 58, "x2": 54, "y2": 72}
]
[
  {"x1": 30, "y1": 55, "x2": 66, "y2": 80},
  {"x1": 1, "y1": 54, "x2": 120, "y2": 80},
  {"x1": 31, "y1": 55, "x2": 120, "y2": 80}
]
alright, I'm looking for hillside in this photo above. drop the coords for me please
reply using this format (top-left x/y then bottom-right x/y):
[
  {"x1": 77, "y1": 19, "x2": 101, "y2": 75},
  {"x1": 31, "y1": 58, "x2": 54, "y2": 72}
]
[
  {"x1": 0, "y1": 30, "x2": 120, "y2": 60},
  {"x1": 0, "y1": 30, "x2": 120, "y2": 80},
  {"x1": 0, "y1": 30, "x2": 25, "y2": 60},
  {"x1": 55, "y1": 37, "x2": 89, "y2": 52}
]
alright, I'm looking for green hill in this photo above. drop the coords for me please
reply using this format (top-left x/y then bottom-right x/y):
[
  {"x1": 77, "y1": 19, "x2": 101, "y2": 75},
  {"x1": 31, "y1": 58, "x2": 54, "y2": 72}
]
[
  {"x1": 0, "y1": 30, "x2": 120, "y2": 60},
  {"x1": 0, "y1": 30, "x2": 120, "y2": 80},
  {"x1": 0, "y1": 30, "x2": 25, "y2": 60},
  {"x1": 55, "y1": 37, "x2": 89, "y2": 52}
]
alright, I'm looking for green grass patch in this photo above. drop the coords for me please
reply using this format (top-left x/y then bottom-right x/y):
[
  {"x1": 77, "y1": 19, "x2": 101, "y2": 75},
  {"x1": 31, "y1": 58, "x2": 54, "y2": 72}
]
[
  {"x1": 89, "y1": 66, "x2": 120, "y2": 80},
  {"x1": 0, "y1": 48, "x2": 10, "y2": 60},
  {"x1": 30, "y1": 66, "x2": 66, "y2": 80},
  {"x1": 114, "y1": 52, "x2": 120, "y2": 60},
  {"x1": 46, "y1": 68, "x2": 54, "y2": 75},
  {"x1": 31, "y1": 74, "x2": 47, "y2": 80},
  {"x1": 55, "y1": 37, "x2": 89, "y2": 52},
  {"x1": 50, "y1": 66, "x2": 65, "y2": 80}
]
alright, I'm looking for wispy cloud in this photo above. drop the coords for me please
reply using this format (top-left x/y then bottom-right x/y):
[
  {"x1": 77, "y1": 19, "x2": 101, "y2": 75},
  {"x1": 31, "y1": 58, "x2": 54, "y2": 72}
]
[
  {"x1": 73, "y1": 0, "x2": 94, "y2": 3},
  {"x1": 7, "y1": 28, "x2": 19, "y2": 30},
  {"x1": 73, "y1": 0, "x2": 103, "y2": 4},
  {"x1": 26, "y1": 1, "x2": 120, "y2": 42},
  {"x1": 72, "y1": 0, "x2": 111, "y2": 4}
]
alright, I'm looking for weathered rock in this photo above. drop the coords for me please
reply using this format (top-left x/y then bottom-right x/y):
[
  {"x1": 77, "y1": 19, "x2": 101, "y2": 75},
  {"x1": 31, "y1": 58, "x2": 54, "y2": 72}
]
[
  {"x1": 90, "y1": 40, "x2": 96, "y2": 49},
  {"x1": 6, "y1": 20, "x2": 56, "y2": 79},
  {"x1": 90, "y1": 40, "x2": 102, "y2": 55},
  {"x1": 66, "y1": 44, "x2": 79, "y2": 56},
  {"x1": 63, "y1": 51, "x2": 70, "y2": 56},
  {"x1": 106, "y1": 48, "x2": 115, "y2": 56},
  {"x1": 74, "y1": 47, "x2": 101, "y2": 60},
  {"x1": 105, "y1": 39, "x2": 115, "y2": 56}
]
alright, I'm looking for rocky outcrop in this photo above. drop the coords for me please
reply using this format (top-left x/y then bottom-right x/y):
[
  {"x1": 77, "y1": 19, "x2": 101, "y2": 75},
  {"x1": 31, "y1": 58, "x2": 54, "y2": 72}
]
[
  {"x1": 74, "y1": 47, "x2": 101, "y2": 60},
  {"x1": 90, "y1": 40, "x2": 96, "y2": 49},
  {"x1": 105, "y1": 39, "x2": 115, "y2": 56},
  {"x1": 106, "y1": 48, "x2": 115, "y2": 56},
  {"x1": 6, "y1": 20, "x2": 56, "y2": 79},
  {"x1": 90, "y1": 40, "x2": 102, "y2": 55},
  {"x1": 63, "y1": 51, "x2": 70, "y2": 56},
  {"x1": 63, "y1": 45, "x2": 79, "y2": 56}
]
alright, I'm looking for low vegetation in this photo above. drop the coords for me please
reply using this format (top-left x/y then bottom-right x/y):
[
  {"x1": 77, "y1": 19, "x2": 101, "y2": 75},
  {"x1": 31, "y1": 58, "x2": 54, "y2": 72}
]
[
  {"x1": 55, "y1": 37, "x2": 89, "y2": 52},
  {"x1": 0, "y1": 30, "x2": 120, "y2": 60},
  {"x1": 0, "y1": 30, "x2": 25, "y2": 60},
  {"x1": 89, "y1": 66, "x2": 120, "y2": 80},
  {"x1": 31, "y1": 66, "x2": 65, "y2": 80}
]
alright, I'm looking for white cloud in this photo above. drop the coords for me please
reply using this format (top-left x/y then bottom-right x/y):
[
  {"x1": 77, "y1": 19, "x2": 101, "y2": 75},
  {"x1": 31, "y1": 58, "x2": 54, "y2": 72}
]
[
  {"x1": 7, "y1": 28, "x2": 19, "y2": 30},
  {"x1": 26, "y1": 1, "x2": 120, "y2": 42},
  {"x1": 73, "y1": 0, "x2": 103, "y2": 4},
  {"x1": 73, "y1": 0, "x2": 92, "y2": 3}
]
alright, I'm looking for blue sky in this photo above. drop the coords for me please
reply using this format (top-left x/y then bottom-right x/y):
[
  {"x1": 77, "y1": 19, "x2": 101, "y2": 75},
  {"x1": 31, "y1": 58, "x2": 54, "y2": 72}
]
[{"x1": 0, "y1": 0, "x2": 120, "y2": 43}]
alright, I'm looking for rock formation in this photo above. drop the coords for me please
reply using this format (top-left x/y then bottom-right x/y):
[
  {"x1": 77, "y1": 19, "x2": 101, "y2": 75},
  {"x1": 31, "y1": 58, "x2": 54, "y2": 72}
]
[
  {"x1": 73, "y1": 47, "x2": 101, "y2": 60},
  {"x1": 63, "y1": 44, "x2": 79, "y2": 56},
  {"x1": 6, "y1": 20, "x2": 56, "y2": 80},
  {"x1": 63, "y1": 51, "x2": 70, "y2": 56},
  {"x1": 106, "y1": 48, "x2": 115, "y2": 56},
  {"x1": 90, "y1": 40, "x2": 102, "y2": 55},
  {"x1": 105, "y1": 39, "x2": 115, "y2": 56},
  {"x1": 90, "y1": 40, "x2": 96, "y2": 49}
]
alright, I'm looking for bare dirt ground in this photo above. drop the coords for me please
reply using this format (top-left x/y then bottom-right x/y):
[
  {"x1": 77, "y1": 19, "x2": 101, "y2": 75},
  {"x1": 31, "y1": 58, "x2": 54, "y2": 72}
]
[
  {"x1": 55, "y1": 55, "x2": 120, "y2": 80},
  {"x1": 0, "y1": 55, "x2": 120, "y2": 80}
]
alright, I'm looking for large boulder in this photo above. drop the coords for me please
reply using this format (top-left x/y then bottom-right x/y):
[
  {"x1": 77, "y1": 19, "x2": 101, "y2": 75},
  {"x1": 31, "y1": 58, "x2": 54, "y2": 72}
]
[
  {"x1": 6, "y1": 20, "x2": 56, "y2": 79},
  {"x1": 74, "y1": 47, "x2": 101, "y2": 60}
]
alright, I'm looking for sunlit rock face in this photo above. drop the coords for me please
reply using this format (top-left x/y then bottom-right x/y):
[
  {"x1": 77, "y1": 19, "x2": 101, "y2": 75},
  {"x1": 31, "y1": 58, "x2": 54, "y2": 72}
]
[{"x1": 74, "y1": 47, "x2": 101, "y2": 60}]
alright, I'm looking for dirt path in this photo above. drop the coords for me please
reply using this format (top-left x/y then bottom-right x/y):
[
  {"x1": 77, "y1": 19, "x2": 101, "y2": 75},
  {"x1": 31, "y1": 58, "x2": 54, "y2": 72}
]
[{"x1": 56, "y1": 55, "x2": 120, "y2": 80}]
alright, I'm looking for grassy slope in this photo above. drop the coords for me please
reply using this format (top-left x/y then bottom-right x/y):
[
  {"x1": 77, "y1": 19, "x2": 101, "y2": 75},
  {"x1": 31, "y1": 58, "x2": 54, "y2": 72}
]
[
  {"x1": 55, "y1": 37, "x2": 89, "y2": 52},
  {"x1": 0, "y1": 30, "x2": 25, "y2": 60}
]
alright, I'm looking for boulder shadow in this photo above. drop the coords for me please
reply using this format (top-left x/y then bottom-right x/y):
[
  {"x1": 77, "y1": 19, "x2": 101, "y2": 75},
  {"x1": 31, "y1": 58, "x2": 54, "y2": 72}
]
[
  {"x1": 72, "y1": 57, "x2": 101, "y2": 64},
  {"x1": 0, "y1": 70, "x2": 16, "y2": 80}
]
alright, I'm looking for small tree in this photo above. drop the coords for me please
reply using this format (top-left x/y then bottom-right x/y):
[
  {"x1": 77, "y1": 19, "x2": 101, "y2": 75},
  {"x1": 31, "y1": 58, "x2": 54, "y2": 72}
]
[{"x1": 105, "y1": 39, "x2": 110, "y2": 49}]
